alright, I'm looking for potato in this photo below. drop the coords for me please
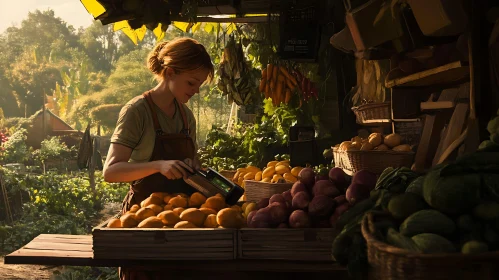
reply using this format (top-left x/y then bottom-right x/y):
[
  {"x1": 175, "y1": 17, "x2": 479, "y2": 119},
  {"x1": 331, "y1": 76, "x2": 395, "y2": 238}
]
[
  {"x1": 351, "y1": 141, "x2": 362, "y2": 150},
  {"x1": 120, "y1": 213, "x2": 139, "y2": 228},
  {"x1": 216, "y1": 208, "x2": 245, "y2": 229},
  {"x1": 157, "y1": 210, "x2": 180, "y2": 226},
  {"x1": 384, "y1": 133, "x2": 402, "y2": 148},
  {"x1": 107, "y1": 218, "x2": 122, "y2": 228},
  {"x1": 351, "y1": 136, "x2": 363, "y2": 143},
  {"x1": 180, "y1": 208, "x2": 206, "y2": 227},
  {"x1": 392, "y1": 144, "x2": 411, "y2": 152},
  {"x1": 135, "y1": 208, "x2": 155, "y2": 221},
  {"x1": 339, "y1": 141, "x2": 352, "y2": 151},
  {"x1": 146, "y1": 204, "x2": 163, "y2": 215},
  {"x1": 374, "y1": 144, "x2": 389, "y2": 151},
  {"x1": 150, "y1": 192, "x2": 168, "y2": 200},
  {"x1": 204, "y1": 214, "x2": 219, "y2": 228},
  {"x1": 230, "y1": 205, "x2": 242, "y2": 212},
  {"x1": 360, "y1": 142, "x2": 374, "y2": 151},
  {"x1": 163, "y1": 195, "x2": 173, "y2": 204},
  {"x1": 368, "y1": 133, "x2": 382, "y2": 147},
  {"x1": 172, "y1": 193, "x2": 189, "y2": 199},
  {"x1": 173, "y1": 207, "x2": 186, "y2": 216},
  {"x1": 129, "y1": 204, "x2": 140, "y2": 213},
  {"x1": 205, "y1": 196, "x2": 226, "y2": 211},
  {"x1": 199, "y1": 207, "x2": 217, "y2": 216},
  {"x1": 188, "y1": 192, "x2": 207, "y2": 208},
  {"x1": 174, "y1": 221, "x2": 197, "y2": 228},
  {"x1": 164, "y1": 204, "x2": 173, "y2": 211},
  {"x1": 140, "y1": 196, "x2": 163, "y2": 208},
  {"x1": 244, "y1": 203, "x2": 257, "y2": 217},
  {"x1": 169, "y1": 196, "x2": 188, "y2": 208},
  {"x1": 138, "y1": 217, "x2": 163, "y2": 228}
]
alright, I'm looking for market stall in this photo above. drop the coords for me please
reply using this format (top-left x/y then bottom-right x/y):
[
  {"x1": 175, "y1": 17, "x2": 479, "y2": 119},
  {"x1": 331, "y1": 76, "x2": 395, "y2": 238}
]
[{"x1": 4, "y1": 0, "x2": 499, "y2": 279}]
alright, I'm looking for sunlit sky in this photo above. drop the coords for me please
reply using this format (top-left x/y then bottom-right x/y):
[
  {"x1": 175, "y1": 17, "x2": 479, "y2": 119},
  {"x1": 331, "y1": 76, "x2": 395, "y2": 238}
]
[{"x1": 0, "y1": 0, "x2": 94, "y2": 33}]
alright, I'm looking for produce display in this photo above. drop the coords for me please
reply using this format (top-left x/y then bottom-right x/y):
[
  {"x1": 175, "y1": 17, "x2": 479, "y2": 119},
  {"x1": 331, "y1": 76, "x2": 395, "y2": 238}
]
[
  {"x1": 330, "y1": 144, "x2": 499, "y2": 272},
  {"x1": 335, "y1": 132, "x2": 412, "y2": 152},
  {"x1": 259, "y1": 64, "x2": 318, "y2": 107},
  {"x1": 376, "y1": 146, "x2": 499, "y2": 255},
  {"x1": 243, "y1": 166, "x2": 380, "y2": 229},
  {"x1": 232, "y1": 160, "x2": 303, "y2": 186},
  {"x1": 217, "y1": 35, "x2": 255, "y2": 106},
  {"x1": 106, "y1": 192, "x2": 249, "y2": 229}
]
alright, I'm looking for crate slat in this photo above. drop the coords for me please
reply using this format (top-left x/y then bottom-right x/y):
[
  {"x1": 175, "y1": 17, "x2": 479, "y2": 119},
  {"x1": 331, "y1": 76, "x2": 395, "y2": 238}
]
[
  {"x1": 92, "y1": 216, "x2": 237, "y2": 260},
  {"x1": 238, "y1": 228, "x2": 336, "y2": 261}
]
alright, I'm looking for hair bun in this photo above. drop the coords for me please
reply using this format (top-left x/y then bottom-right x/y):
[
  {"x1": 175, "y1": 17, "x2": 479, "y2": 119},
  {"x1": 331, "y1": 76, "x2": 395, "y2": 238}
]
[{"x1": 147, "y1": 41, "x2": 169, "y2": 75}]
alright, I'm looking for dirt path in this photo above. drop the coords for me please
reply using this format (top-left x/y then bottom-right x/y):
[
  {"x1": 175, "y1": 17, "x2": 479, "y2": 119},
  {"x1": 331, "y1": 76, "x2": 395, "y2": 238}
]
[
  {"x1": 0, "y1": 257, "x2": 56, "y2": 280},
  {"x1": 0, "y1": 202, "x2": 122, "y2": 279}
]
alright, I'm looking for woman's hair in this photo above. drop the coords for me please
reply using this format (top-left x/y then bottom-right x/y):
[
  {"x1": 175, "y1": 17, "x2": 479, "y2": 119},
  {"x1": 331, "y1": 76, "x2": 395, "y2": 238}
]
[{"x1": 147, "y1": 37, "x2": 214, "y2": 83}]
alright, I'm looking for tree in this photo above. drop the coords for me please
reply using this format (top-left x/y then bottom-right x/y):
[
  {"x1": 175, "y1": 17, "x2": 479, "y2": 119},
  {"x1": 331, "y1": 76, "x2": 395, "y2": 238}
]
[
  {"x1": 79, "y1": 21, "x2": 119, "y2": 73},
  {"x1": 2, "y1": 10, "x2": 80, "y2": 61},
  {"x1": 10, "y1": 50, "x2": 62, "y2": 116}
]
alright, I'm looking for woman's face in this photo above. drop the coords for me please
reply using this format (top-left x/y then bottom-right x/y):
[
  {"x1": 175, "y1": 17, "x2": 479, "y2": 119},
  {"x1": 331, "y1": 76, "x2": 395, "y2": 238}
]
[{"x1": 166, "y1": 68, "x2": 209, "y2": 103}]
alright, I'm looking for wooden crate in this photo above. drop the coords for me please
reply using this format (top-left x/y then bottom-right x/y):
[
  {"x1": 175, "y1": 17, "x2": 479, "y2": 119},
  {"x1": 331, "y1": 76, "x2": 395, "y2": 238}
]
[
  {"x1": 238, "y1": 228, "x2": 336, "y2": 261},
  {"x1": 92, "y1": 217, "x2": 237, "y2": 260}
]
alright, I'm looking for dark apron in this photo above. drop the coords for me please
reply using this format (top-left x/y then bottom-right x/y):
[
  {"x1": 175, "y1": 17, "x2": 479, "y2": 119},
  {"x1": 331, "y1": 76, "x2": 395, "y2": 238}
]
[{"x1": 119, "y1": 91, "x2": 197, "y2": 280}]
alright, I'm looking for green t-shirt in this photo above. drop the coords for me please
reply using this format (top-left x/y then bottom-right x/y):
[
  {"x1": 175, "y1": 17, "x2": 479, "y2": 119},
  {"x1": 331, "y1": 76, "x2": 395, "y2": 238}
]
[{"x1": 110, "y1": 95, "x2": 198, "y2": 163}]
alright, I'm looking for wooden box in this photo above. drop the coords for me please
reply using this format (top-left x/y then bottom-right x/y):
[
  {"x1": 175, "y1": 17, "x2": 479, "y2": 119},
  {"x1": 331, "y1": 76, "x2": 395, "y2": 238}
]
[
  {"x1": 238, "y1": 228, "x2": 336, "y2": 261},
  {"x1": 92, "y1": 217, "x2": 237, "y2": 260}
]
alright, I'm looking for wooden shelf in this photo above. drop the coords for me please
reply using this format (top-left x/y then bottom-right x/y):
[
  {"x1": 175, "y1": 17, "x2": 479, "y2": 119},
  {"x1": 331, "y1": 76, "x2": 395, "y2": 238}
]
[
  {"x1": 392, "y1": 118, "x2": 421, "y2": 122},
  {"x1": 386, "y1": 61, "x2": 469, "y2": 89},
  {"x1": 359, "y1": 119, "x2": 392, "y2": 126}
]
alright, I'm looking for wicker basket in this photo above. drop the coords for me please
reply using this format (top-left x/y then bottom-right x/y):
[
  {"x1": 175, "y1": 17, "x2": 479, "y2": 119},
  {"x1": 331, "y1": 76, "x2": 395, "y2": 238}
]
[
  {"x1": 244, "y1": 180, "x2": 293, "y2": 202},
  {"x1": 333, "y1": 147, "x2": 414, "y2": 175},
  {"x1": 361, "y1": 211, "x2": 499, "y2": 280},
  {"x1": 219, "y1": 170, "x2": 237, "y2": 181},
  {"x1": 351, "y1": 102, "x2": 391, "y2": 125}
]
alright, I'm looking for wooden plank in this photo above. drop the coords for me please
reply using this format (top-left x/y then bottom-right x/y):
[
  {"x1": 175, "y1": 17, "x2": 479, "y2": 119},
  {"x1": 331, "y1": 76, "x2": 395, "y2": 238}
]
[
  {"x1": 37, "y1": 234, "x2": 91, "y2": 240},
  {"x1": 432, "y1": 103, "x2": 469, "y2": 165},
  {"x1": 92, "y1": 217, "x2": 237, "y2": 260},
  {"x1": 25, "y1": 242, "x2": 92, "y2": 252},
  {"x1": 7, "y1": 248, "x2": 93, "y2": 259},
  {"x1": 92, "y1": 240, "x2": 233, "y2": 247},
  {"x1": 386, "y1": 61, "x2": 470, "y2": 88},
  {"x1": 34, "y1": 236, "x2": 92, "y2": 245},
  {"x1": 238, "y1": 228, "x2": 336, "y2": 261}
]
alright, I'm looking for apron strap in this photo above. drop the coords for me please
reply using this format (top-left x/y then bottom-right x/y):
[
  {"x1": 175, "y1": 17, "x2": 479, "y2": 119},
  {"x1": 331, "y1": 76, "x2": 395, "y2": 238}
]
[
  {"x1": 177, "y1": 101, "x2": 190, "y2": 136},
  {"x1": 142, "y1": 91, "x2": 163, "y2": 135},
  {"x1": 142, "y1": 91, "x2": 190, "y2": 136}
]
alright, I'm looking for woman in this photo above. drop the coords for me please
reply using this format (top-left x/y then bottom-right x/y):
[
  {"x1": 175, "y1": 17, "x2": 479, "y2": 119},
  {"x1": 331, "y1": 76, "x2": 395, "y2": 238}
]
[{"x1": 103, "y1": 37, "x2": 214, "y2": 280}]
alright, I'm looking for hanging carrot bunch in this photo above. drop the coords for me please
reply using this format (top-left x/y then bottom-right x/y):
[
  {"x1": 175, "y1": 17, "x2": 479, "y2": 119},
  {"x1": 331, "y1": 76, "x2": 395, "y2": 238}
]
[
  {"x1": 258, "y1": 62, "x2": 319, "y2": 108},
  {"x1": 259, "y1": 62, "x2": 298, "y2": 107}
]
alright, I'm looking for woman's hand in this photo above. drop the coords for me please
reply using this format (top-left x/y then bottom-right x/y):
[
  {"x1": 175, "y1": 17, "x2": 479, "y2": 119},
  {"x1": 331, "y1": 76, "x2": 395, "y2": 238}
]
[
  {"x1": 184, "y1": 158, "x2": 201, "y2": 171},
  {"x1": 157, "y1": 160, "x2": 194, "y2": 180}
]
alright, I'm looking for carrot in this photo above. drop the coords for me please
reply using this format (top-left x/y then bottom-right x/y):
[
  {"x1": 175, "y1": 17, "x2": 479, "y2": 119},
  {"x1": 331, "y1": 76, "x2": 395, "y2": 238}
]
[
  {"x1": 265, "y1": 82, "x2": 270, "y2": 99},
  {"x1": 279, "y1": 66, "x2": 298, "y2": 86},
  {"x1": 285, "y1": 88, "x2": 292, "y2": 104},
  {"x1": 272, "y1": 65, "x2": 278, "y2": 82},
  {"x1": 285, "y1": 77, "x2": 295, "y2": 91},
  {"x1": 276, "y1": 79, "x2": 283, "y2": 105},
  {"x1": 259, "y1": 78, "x2": 266, "y2": 93},
  {"x1": 267, "y1": 64, "x2": 273, "y2": 82}
]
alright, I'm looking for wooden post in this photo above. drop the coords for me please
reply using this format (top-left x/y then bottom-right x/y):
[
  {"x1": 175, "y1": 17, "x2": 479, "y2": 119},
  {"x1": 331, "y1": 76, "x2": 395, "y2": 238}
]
[
  {"x1": 88, "y1": 125, "x2": 97, "y2": 196},
  {"x1": 42, "y1": 91, "x2": 46, "y2": 140}
]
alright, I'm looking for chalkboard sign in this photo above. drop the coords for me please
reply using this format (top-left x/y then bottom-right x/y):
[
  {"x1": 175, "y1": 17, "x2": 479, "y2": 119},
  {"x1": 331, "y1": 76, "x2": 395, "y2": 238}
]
[{"x1": 278, "y1": 0, "x2": 322, "y2": 61}]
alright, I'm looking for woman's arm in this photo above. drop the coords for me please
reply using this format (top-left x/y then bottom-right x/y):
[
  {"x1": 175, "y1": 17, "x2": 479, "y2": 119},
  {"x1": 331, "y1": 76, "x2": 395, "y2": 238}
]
[{"x1": 103, "y1": 143, "x2": 193, "y2": 183}]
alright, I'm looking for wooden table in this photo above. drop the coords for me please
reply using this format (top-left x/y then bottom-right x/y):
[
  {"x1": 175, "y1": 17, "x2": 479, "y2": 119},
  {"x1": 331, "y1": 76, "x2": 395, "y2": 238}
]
[{"x1": 4, "y1": 234, "x2": 352, "y2": 279}]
